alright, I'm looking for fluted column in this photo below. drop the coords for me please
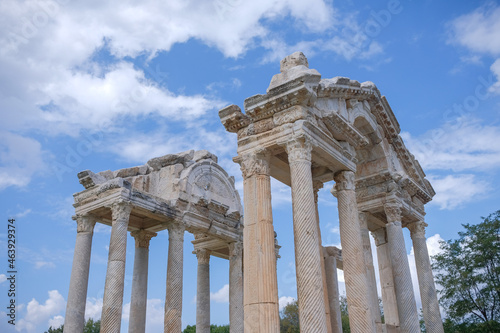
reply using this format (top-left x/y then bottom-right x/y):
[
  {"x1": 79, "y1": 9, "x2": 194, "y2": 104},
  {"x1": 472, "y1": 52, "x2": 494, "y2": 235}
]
[
  {"x1": 195, "y1": 248, "x2": 211, "y2": 333},
  {"x1": 63, "y1": 214, "x2": 97, "y2": 333},
  {"x1": 101, "y1": 201, "x2": 133, "y2": 333},
  {"x1": 129, "y1": 230, "x2": 157, "y2": 333},
  {"x1": 314, "y1": 181, "x2": 333, "y2": 333},
  {"x1": 384, "y1": 203, "x2": 419, "y2": 333},
  {"x1": 334, "y1": 171, "x2": 376, "y2": 333},
  {"x1": 407, "y1": 222, "x2": 444, "y2": 333},
  {"x1": 286, "y1": 137, "x2": 328, "y2": 333},
  {"x1": 323, "y1": 247, "x2": 343, "y2": 333},
  {"x1": 229, "y1": 242, "x2": 244, "y2": 333},
  {"x1": 239, "y1": 151, "x2": 279, "y2": 332},
  {"x1": 371, "y1": 228, "x2": 399, "y2": 329},
  {"x1": 164, "y1": 223, "x2": 185, "y2": 332},
  {"x1": 359, "y1": 212, "x2": 382, "y2": 329}
]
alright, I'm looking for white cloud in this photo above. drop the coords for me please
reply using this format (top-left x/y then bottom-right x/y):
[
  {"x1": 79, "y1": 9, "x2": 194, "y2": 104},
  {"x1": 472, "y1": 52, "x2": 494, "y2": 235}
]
[
  {"x1": 0, "y1": 274, "x2": 6, "y2": 284},
  {"x1": 402, "y1": 119, "x2": 500, "y2": 172},
  {"x1": 48, "y1": 315, "x2": 64, "y2": 329},
  {"x1": 278, "y1": 296, "x2": 296, "y2": 310},
  {"x1": 84, "y1": 297, "x2": 103, "y2": 320},
  {"x1": 17, "y1": 290, "x2": 66, "y2": 333},
  {"x1": 448, "y1": 3, "x2": 500, "y2": 93},
  {"x1": 35, "y1": 261, "x2": 56, "y2": 269},
  {"x1": 210, "y1": 284, "x2": 229, "y2": 303},
  {"x1": 427, "y1": 174, "x2": 490, "y2": 210}
]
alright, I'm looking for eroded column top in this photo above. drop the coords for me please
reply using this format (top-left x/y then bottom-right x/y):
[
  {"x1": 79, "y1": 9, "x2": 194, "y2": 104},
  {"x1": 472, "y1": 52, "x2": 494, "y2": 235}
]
[{"x1": 131, "y1": 229, "x2": 157, "y2": 248}]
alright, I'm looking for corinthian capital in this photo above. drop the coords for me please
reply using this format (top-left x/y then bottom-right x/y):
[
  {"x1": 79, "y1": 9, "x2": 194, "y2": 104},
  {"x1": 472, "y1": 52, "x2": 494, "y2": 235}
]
[
  {"x1": 131, "y1": 229, "x2": 157, "y2": 248},
  {"x1": 168, "y1": 223, "x2": 185, "y2": 241},
  {"x1": 110, "y1": 201, "x2": 132, "y2": 222},
  {"x1": 238, "y1": 150, "x2": 271, "y2": 179},
  {"x1": 284, "y1": 136, "x2": 312, "y2": 162},
  {"x1": 334, "y1": 170, "x2": 355, "y2": 191},
  {"x1": 384, "y1": 202, "x2": 402, "y2": 223},
  {"x1": 195, "y1": 248, "x2": 211, "y2": 265},
  {"x1": 75, "y1": 214, "x2": 97, "y2": 233},
  {"x1": 407, "y1": 221, "x2": 428, "y2": 239}
]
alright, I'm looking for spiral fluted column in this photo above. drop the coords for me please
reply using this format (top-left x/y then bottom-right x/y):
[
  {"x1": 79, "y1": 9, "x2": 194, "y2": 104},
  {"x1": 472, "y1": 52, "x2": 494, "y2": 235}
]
[
  {"x1": 334, "y1": 171, "x2": 376, "y2": 333},
  {"x1": 129, "y1": 230, "x2": 157, "y2": 333},
  {"x1": 63, "y1": 214, "x2": 97, "y2": 333},
  {"x1": 195, "y1": 248, "x2": 211, "y2": 333},
  {"x1": 239, "y1": 151, "x2": 279, "y2": 332},
  {"x1": 229, "y1": 242, "x2": 244, "y2": 333},
  {"x1": 164, "y1": 223, "x2": 185, "y2": 332},
  {"x1": 384, "y1": 203, "x2": 419, "y2": 333},
  {"x1": 101, "y1": 201, "x2": 132, "y2": 333},
  {"x1": 286, "y1": 138, "x2": 328, "y2": 333},
  {"x1": 407, "y1": 222, "x2": 444, "y2": 333}
]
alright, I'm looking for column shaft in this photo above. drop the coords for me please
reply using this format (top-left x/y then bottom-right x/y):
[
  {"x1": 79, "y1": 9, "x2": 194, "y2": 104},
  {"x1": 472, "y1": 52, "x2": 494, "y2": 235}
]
[
  {"x1": 101, "y1": 202, "x2": 132, "y2": 333},
  {"x1": 129, "y1": 230, "x2": 157, "y2": 333},
  {"x1": 359, "y1": 213, "x2": 382, "y2": 327},
  {"x1": 385, "y1": 204, "x2": 420, "y2": 333},
  {"x1": 324, "y1": 247, "x2": 343, "y2": 333},
  {"x1": 164, "y1": 224, "x2": 185, "y2": 332},
  {"x1": 286, "y1": 138, "x2": 328, "y2": 333},
  {"x1": 408, "y1": 222, "x2": 444, "y2": 333},
  {"x1": 334, "y1": 171, "x2": 376, "y2": 333},
  {"x1": 239, "y1": 152, "x2": 280, "y2": 332},
  {"x1": 196, "y1": 249, "x2": 211, "y2": 333},
  {"x1": 63, "y1": 215, "x2": 96, "y2": 333},
  {"x1": 372, "y1": 228, "x2": 399, "y2": 329},
  {"x1": 229, "y1": 242, "x2": 244, "y2": 333}
]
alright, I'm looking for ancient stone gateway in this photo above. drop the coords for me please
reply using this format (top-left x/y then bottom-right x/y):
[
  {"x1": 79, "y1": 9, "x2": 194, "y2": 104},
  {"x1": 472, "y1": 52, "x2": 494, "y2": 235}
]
[
  {"x1": 219, "y1": 52, "x2": 444, "y2": 333},
  {"x1": 63, "y1": 150, "x2": 246, "y2": 333}
]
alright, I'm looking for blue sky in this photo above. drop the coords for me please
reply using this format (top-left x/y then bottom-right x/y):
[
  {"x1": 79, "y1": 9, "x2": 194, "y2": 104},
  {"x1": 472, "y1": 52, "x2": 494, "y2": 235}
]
[{"x1": 1, "y1": 0, "x2": 500, "y2": 331}]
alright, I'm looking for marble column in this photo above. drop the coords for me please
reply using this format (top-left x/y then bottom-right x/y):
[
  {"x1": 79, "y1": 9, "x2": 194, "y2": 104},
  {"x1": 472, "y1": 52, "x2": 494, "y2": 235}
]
[
  {"x1": 358, "y1": 212, "x2": 382, "y2": 329},
  {"x1": 101, "y1": 201, "x2": 132, "y2": 333},
  {"x1": 384, "y1": 203, "x2": 420, "y2": 333},
  {"x1": 333, "y1": 171, "x2": 376, "y2": 333},
  {"x1": 129, "y1": 230, "x2": 157, "y2": 333},
  {"x1": 323, "y1": 247, "x2": 343, "y2": 333},
  {"x1": 63, "y1": 214, "x2": 96, "y2": 333},
  {"x1": 164, "y1": 223, "x2": 185, "y2": 332},
  {"x1": 286, "y1": 137, "x2": 328, "y2": 333},
  {"x1": 407, "y1": 222, "x2": 444, "y2": 333},
  {"x1": 195, "y1": 248, "x2": 211, "y2": 333},
  {"x1": 371, "y1": 228, "x2": 399, "y2": 329},
  {"x1": 229, "y1": 242, "x2": 244, "y2": 333},
  {"x1": 314, "y1": 181, "x2": 333, "y2": 333},
  {"x1": 239, "y1": 151, "x2": 279, "y2": 332}
]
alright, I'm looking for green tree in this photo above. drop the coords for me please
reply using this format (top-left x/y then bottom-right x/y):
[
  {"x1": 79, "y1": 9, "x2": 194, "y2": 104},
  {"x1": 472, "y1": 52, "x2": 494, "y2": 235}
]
[
  {"x1": 432, "y1": 210, "x2": 500, "y2": 331},
  {"x1": 280, "y1": 300, "x2": 300, "y2": 333},
  {"x1": 45, "y1": 318, "x2": 100, "y2": 333},
  {"x1": 339, "y1": 295, "x2": 350, "y2": 333},
  {"x1": 182, "y1": 324, "x2": 230, "y2": 333}
]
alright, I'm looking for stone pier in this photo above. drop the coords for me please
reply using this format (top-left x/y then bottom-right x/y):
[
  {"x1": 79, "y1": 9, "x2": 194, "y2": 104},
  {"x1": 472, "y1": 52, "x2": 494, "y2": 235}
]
[
  {"x1": 195, "y1": 248, "x2": 211, "y2": 333},
  {"x1": 229, "y1": 242, "x2": 244, "y2": 333},
  {"x1": 164, "y1": 224, "x2": 185, "y2": 332},
  {"x1": 324, "y1": 247, "x2": 343, "y2": 333}
]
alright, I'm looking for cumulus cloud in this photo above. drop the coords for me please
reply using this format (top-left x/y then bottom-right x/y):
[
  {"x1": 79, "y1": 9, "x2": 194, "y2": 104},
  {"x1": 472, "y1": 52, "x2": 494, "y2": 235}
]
[
  {"x1": 17, "y1": 290, "x2": 66, "y2": 333},
  {"x1": 279, "y1": 296, "x2": 296, "y2": 310},
  {"x1": 0, "y1": 274, "x2": 6, "y2": 284},
  {"x1": 448, "y1": 3, "x2": 500, "y2": 93},
  {"x1": 211, "y1": 284, "x2": 229, "y2": 303},
  {"x1": 48, "y1": 315, "x2": 64, "y2": 329},
  {"x1": 427, "y1": 174, "x2": 490, "y2": 210},
  {"x1": 85, "y1": 297, "x2": 103, "y2": 320}
]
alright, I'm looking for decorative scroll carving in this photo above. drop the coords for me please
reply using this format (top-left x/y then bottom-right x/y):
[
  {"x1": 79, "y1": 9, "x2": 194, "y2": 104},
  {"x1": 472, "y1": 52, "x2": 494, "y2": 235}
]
[
  {"x1": 131, "y1": 229, "x2": 157, "y2": 248},
  {"x1": 334, "y1": 170, "x2": 355, "y2": 191},
  {"x1": 238, "y1": 150, "x2": 270, "y2": 179},
  {"x1": 284, "y1": 136, "x2": 312, "y2": 162},
  {"x1": 195, "y1": 248, "x2": 211, "y2": 265},
  {"x1": 407, "y1": 221, "x2": 428, "y2": 239},
  {"x1": 75, "y1": 214, "x2": 97, "y2": 233},
  {"x1": 384, "y1": 203, "x2": 402, "y2": 223}
]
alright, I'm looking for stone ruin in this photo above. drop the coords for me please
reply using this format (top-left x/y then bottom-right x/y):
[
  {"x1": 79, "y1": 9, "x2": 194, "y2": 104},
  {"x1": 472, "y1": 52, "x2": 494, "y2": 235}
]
[{"x1": 64, "y1": 52, "x2": 443, "y2": 333}]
